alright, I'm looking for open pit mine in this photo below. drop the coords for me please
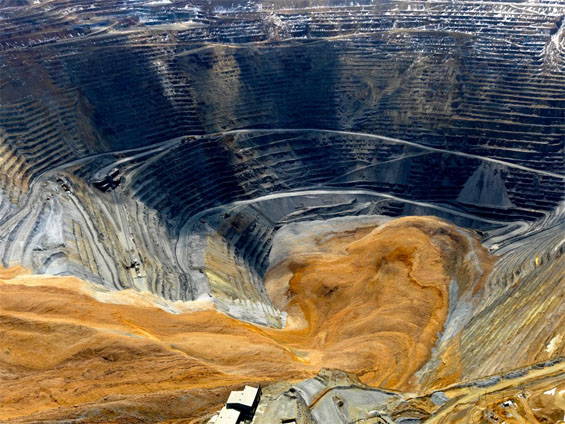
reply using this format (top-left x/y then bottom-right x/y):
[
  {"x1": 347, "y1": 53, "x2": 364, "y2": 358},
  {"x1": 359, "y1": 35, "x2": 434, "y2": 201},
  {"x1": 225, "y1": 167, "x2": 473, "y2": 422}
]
[{"x1": 1, "y1": 0, "x2": 564, "y2": 423}]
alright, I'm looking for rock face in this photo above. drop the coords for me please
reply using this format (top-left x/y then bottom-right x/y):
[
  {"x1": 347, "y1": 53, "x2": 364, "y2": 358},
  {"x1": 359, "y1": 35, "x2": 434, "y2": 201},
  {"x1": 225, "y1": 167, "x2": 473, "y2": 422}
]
[
  {"x1": 0, "y1": 0, "x2": 564, "y2": 422},
  {"x1": 264, "y1": 216, "x2": 494, "y2": 389},
  {"x1": 0, "y1": 216, "x2": 562, "y2": 422},
  {"x1": 0, "y1": 217, "x2": 499, "y2": 421},
  {"x1": 1, "y1": 0, "x2": 564, "y2": 308}
]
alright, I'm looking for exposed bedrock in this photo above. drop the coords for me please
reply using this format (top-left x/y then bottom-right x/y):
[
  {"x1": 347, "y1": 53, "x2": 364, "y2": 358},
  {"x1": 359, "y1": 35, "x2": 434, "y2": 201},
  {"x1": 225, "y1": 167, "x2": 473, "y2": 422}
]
[
  {"x1": 1, "y1": 1, "x2": 564, "y2": 193},
  {"x1": 0, "y1": 123, "x2": 564, "y2": 324},
  {"x1": 0, "y1": 216, "x2": 562, "y2": 422},
  {"x1": 0, "y1": 216, "x2": 496, "y2": 421},
  {"x1": 1, "y1": 0, "x2": 563, "y2": 284},
  {"x1": 0, "y1": 1, "x2": 564, "y2": 414}
]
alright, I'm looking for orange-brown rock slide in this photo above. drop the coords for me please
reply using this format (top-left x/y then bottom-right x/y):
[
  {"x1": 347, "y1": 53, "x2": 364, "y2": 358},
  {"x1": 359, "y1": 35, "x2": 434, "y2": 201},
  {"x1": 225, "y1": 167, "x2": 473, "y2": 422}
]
[{"x1": 0, "y1": 216, "x2": 493, "y2": 422}]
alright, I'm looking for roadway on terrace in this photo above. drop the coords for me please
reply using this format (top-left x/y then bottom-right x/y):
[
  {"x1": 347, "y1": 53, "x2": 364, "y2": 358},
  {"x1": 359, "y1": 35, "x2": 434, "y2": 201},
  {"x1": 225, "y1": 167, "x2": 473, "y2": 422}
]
[
  {"x1": 229, "y1": 128, "x2": 565, "y2": 179},
  {"x1": 32, "y1": 127, "x2": 562, "y2": 269},
  {"x1": 423, "y1": 359, "x2": 565, "y2": 424},
  {"x1": 173, "y1": 187, "x2": 530, "y2": 275},
  {"x1": 47, "y1": 128, "x2": 565, "y2": 180}
]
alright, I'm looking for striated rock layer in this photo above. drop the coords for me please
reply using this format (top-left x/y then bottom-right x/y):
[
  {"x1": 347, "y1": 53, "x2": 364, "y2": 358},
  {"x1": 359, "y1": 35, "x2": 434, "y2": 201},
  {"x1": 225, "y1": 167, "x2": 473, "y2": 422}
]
[
  {"x1": 0, "y1": 216, "x2": 491, "y2": 421},
  {"x1": 0, "y1": 0, "x2": 564, "y2": 421},
  {"x1": 2, "y1": 216, "x2": 563, "y2": 422},
  {"x1": 1, "y1": 0, "x2": 564, "y2": 313},
  {"x1": 264, "y1": 216, "x2": 494, "y2": 389}
]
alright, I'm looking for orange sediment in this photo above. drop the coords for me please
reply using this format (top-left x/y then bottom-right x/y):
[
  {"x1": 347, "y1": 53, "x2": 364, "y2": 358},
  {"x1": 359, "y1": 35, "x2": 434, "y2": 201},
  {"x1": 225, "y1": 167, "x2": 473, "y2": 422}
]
[{"x1": 0, "y1": 216, "x2": 493, "y2": 421}]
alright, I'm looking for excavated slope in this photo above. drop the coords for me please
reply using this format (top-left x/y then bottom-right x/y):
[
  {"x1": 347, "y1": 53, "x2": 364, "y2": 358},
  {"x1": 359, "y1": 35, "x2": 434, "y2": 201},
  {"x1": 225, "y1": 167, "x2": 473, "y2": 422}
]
[
  {"x1": 1, "y1": 0, "x2": 563, "y2": 313},
  {"x1": 1, "y1": 216, "x2": 495, "y2": 422},
  {"x1": 0, "y1": 0, "x2": 564, "y2": 422}
]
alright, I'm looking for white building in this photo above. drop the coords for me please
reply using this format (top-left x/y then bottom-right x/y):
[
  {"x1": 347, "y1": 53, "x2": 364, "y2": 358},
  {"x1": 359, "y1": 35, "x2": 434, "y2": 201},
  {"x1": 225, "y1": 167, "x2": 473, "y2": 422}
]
[
  {"x1": 211, "y1": 385, "x2": 261, "y2": 424},
  {"x1": 213, "y1": 406, "x2": 240, "y2": 424}
]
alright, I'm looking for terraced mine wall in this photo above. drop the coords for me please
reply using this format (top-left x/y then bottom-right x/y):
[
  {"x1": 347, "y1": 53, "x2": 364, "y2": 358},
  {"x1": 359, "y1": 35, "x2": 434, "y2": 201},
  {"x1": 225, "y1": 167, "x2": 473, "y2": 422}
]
[
  {"x1": 0, "y1": 3, "x2": 564, "y2": 420},
  {"x1": 1, "y1": 1, "x2": 564, "y2": 331},
  {"x1": 2, "y1": 2, "x2": 564, "y2": 178}
]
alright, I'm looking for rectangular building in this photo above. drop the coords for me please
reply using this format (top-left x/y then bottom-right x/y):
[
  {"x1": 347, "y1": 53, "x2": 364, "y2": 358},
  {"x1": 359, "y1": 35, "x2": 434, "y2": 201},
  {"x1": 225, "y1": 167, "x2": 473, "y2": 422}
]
[
  {"x1": 226, "y1": 385, "x2": 261, "y2": 420},
  {"x1": 215, "y1": 406, "x2": 240, "y2": 424}
]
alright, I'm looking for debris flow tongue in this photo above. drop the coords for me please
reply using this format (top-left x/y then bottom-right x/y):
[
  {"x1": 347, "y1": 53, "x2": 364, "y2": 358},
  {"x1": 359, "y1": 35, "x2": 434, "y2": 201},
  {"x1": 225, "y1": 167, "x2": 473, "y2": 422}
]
[
  {"x1": 0, "y1": 216, "x2": 494, "y2": 420},
  {"x1": 264, "y1": 216, "x2": 494, "y2": 388},
  {"x1": 0, "y1": 0, "x2": 564, "y2": 422}
]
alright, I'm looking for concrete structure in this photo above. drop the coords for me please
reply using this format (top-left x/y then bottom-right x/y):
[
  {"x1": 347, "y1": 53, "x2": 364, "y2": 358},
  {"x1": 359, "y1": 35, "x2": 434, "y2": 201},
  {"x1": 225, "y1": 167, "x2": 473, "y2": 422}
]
[
  {"x1": 226, "y1": 385, "x2": 261, "y2": 420},
  {"x1": 209, "y1": 386, "x2": 261, "y2": 424},
  {"x1": 213, "y1": 407, "x2": 240, "y2": 424}
]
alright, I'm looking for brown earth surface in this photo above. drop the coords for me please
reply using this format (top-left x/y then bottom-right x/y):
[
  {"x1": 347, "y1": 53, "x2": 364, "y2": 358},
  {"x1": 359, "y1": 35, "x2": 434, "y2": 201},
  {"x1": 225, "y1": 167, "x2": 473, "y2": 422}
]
[
  {"x1": 0, "y1": 216, "x2": 494, "y2": 422},
  {"x1": 423, "y1": 365, "x2": 565, "y2": 424}
]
